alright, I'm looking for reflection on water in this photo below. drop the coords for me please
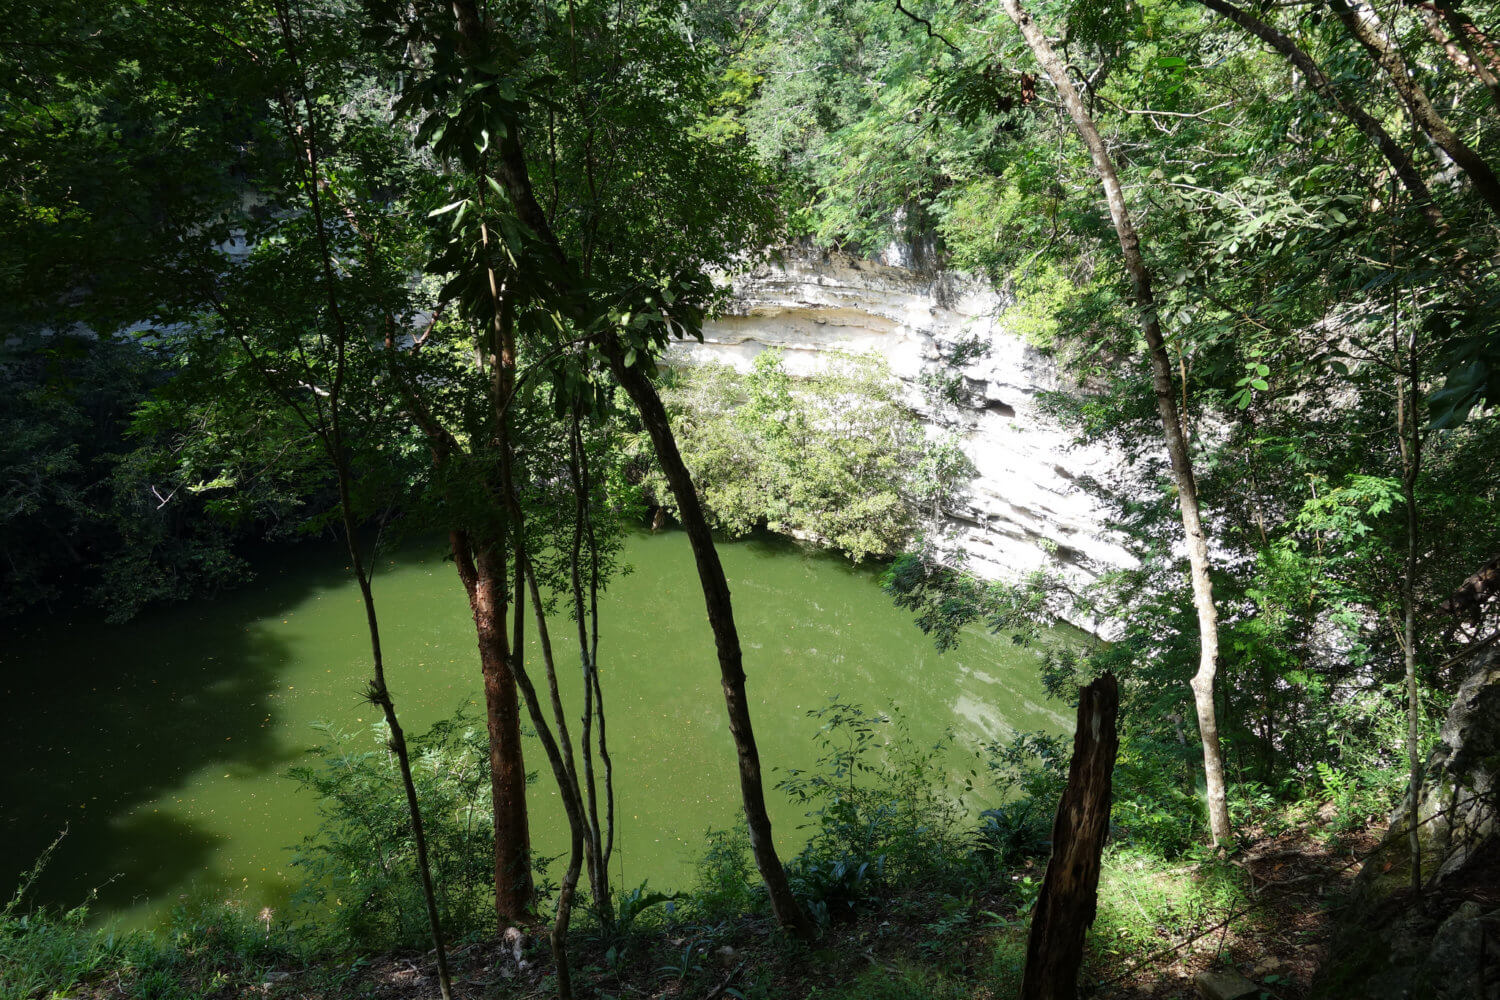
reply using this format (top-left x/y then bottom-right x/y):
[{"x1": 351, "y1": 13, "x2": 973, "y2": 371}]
[{"x1": 1, "y1": 530, "x2": 1069, "y2": 928}]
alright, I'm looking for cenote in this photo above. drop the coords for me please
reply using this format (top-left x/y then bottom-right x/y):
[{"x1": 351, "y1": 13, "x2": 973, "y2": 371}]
[{"x1": 0, "y1": 530, "x2": 1069, "y2": 931}]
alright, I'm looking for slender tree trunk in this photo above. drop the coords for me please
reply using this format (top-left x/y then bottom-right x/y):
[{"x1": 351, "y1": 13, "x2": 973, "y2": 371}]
[
  {"x1": 452, "y1": 534, "x2": 536, "y2": 925},
  {"x1": 605, "y1": 341, "x2": 817, "y2": 939},
  {"x1": 1196, "y1": 0, "x2": 1444, "y2": 226},
  {"x1": 583, "y1": 427, "x2": 617, "y2": 890},
  {"x1": 1021, "y1": 674, "x2": 1120, "y2": 1000},
  {"x1": 492, "y1": 256, "x2": 594, "y2": 994},
  {"x1": 265, "y1": 7, "x2": 454, "y2": 992},
  {"x1": 510, "y1": 544, "x2": 589, "y2": 1000},
  {"x1": 517, "y1": 554, "x2": 588, "y2": 1000},
  {"x1": 1328, "y1": 0, "x2": 1500, "y2": 218},
  {"x1": 1393, "y1": 289, "x2": 1425, "y2": 892},
  {"x1": 1001, "y1": 0, "x2": 1233, "y2": 845},
  {"x1": 1405, "y1": 0, "x2": 1500, "y2": 105},
  {"x1": 341, "y1": 532, "x2": 454, "y2": 1000},
  {"x1": 1431, "y1": 0, "x2": 1500, "y2": 93},
  {"x1": 569, "y1": 414, "x2": 614, "y2": 919}
]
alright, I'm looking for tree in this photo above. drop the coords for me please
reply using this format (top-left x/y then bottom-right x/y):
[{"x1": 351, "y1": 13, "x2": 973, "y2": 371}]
[
  {"x1": 1021, "y1": 673, "x2": 1119, "y2": 1000},
  {"x1": 140, "y1": 2, "x2": 459, "y2": 991},
  {"x1": 998, "y1": 0, "x2": 1233, "y2": 845},
  {"x1": 381, "y1": 0, "x2": 820, "y2": 941},
  {"x1": 652, "y1": 350, "x2": 971, "y2": 561}
]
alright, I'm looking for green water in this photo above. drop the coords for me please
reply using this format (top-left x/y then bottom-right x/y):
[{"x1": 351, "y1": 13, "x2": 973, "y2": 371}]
[{"x1": 0, "y1": 531, "x2": 1068, "y2": 929}]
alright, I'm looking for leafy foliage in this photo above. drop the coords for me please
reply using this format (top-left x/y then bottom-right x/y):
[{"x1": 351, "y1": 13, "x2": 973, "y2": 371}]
[
  {"x1": 288, "y1": 713, "x2": 513, "y2": 949},
  {"x1": 777, "y1": 703, "x2": 986, "y2": 923},
  {"x1": 0, "y1": 333, "x2": 323, "y2": 624},
  {"x1": 654, "y1": 350, "x2": 971, "y2": 560}
]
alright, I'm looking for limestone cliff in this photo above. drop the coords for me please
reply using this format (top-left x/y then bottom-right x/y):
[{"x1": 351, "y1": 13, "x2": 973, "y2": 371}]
[{"x1": 666, "y1": 248, "x2": 1132, "y2": 594}]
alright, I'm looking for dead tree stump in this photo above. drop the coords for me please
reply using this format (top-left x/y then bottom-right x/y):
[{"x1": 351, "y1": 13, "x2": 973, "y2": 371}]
[{"x1": 1020, "y1": 672, "x2": 1120, "y2": 1000}]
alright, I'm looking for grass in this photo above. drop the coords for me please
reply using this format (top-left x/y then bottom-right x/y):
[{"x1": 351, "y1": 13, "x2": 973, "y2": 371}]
[
  {"x1": 1093, "y1": 846, "x2": 1250, "y2": 963},
  {"x1": 1, "y1": 895, "x2": 304, "y2": 1000}
]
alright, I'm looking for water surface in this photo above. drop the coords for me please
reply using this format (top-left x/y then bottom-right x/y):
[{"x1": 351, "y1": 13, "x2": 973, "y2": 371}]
[{"x1": 1, "y1": 531, "x2": 1068, "y2": 928}]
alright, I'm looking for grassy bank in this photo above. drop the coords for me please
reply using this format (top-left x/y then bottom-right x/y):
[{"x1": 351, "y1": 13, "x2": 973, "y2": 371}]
[{"x1": 3, "y1": 704, "x2": 1400, "y2": 1000}]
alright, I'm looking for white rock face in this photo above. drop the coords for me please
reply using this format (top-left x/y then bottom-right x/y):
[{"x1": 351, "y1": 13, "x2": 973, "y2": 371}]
[{"x1": 666, "y1": 249, "x2": 1133, "y2": 595}]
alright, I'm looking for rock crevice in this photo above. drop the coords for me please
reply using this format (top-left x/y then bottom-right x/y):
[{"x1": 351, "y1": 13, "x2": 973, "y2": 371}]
[{"x1": 1326, "y1": 641, "x2": 1500, "y2": 998}]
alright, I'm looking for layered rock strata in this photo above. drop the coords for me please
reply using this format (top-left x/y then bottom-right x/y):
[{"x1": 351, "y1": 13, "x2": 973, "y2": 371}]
[{"x1": 666, "y1": 249, "x2": 1132, "y2": 594}]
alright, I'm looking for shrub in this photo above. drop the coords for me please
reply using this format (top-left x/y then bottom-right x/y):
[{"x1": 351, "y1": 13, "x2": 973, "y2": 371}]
[
  {"x1": 0, "y1": 898, "x2": 121, "y2": 1000},
  {"x1": 779, "y1": 703, "x2": 982, "y2": 923},
  {"x1": 288, "y1": 710, "x2": 508, "y2": 949},
  {"x1": 653, "y1": 351, "x2": 973, "y2": 561},
  {"x1": 688, "y1": 823, "x2": 761, "y2": 921}
]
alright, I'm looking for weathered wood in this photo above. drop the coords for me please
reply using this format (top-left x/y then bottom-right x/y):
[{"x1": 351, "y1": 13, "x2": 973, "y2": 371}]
[{"x1": 1020, "y1": 672, "x2": 1120, "y2": 1000}]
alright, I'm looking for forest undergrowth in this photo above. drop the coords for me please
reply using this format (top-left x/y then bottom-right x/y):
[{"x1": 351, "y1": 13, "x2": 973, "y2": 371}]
[{"x1": 1, "y1": 702, "x2": 1411, "y2": 1000}]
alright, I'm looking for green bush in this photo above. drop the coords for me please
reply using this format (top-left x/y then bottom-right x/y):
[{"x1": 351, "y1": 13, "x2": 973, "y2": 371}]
[
  {"x1": 288, "y1": 710, "x2": 506, "y2": 950},
  {"x1": 688, "y1": 823, "x2": 762, "y2": 921},
  {"x1": 779, "y1": 703, "x2": 984, "y2": 924},
  {"x1": 1093, "y1": 847, "x2": 1249, "y2": 962},
  {"x1": 653, "y1": 351, "x2": 972, "y2": 561},
  {"x1": 972, "y1": 730, "x2": 1068, "y2": 864}
]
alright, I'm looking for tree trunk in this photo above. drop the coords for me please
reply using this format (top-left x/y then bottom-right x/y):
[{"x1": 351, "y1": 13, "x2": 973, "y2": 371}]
[
  {"x1": 569, "y1": 414, "x2": 614, "y2": 919},
  {"x1": 1021, "y1": 673, "x2": 1120, "y2": 1000},
  {"x1": 452, "y1": 533, "x2": 536, "y2": 926},
  {"x1": 263, "y1": 7, "x2": 455, "y2": 992},
  {"x1": 1328, "y1": 0, "x2": 1500, "y2": 218},
  {"x1": 1405, "y1": 0, "x2": 1500, "y2": 106},
  {"x1": 1393, "y1": 282, "x2": 1425, "y2": 892},
  {"x1": 605, "y1": 340, "x2": 816, "y2": 939},
  {"x1": 1001, "y1": 0, "x2": 1233, "y2": 845}
]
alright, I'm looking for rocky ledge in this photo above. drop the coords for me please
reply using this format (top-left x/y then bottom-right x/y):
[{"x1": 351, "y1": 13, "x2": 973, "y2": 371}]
[{"x1": 667, "y1": 248, "x2": 1132, "y2": 599}]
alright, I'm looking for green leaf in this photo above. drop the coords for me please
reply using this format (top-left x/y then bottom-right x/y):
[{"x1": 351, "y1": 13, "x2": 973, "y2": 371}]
[{"x1": 428, "y1": 199, "x2": 468, "y2": 218}]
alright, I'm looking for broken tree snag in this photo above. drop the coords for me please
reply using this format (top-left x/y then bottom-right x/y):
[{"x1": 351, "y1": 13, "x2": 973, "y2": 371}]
[{"x1": 1021, "y1": 672, "x2": 1120, "y2": 1000}]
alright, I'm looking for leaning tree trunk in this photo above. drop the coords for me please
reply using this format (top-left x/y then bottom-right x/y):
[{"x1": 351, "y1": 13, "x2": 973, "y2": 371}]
[
  {"x1": 605, "y1": 340, "x2": 817, "y2": 940},
  {"x1": 1000, "y1": 0, "x2": 1232, "y2": 845},
  {"x1": 1401, "y1": 0, "x2": 1500, "y2": 106},
  {"x1": 1021, "y1": 673, "x2": 1120, "y2": 1000},
  {"x1": 1196, "y1": 0, "x2": 1443, "y2": 226},
  {"x1": 1328, "y1": 0, "x2": 1500, "y2": 219}
]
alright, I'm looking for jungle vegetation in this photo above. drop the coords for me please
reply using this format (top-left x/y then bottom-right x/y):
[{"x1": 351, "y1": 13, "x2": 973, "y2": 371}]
[{"x1": 3, "y1": 0, "x2": 1500, "y2": 997}]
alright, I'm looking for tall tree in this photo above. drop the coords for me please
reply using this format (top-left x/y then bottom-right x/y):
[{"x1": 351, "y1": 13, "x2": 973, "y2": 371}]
[
  {"x1": 150, "y1": 2, "x2": 460, "y2": 990},
  {"x1": 395, "y1": 0, "x2": 819, "y2": 939},
  {"x1": 999, "y1": 0, "x2": 1233, "y2": 844}
]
